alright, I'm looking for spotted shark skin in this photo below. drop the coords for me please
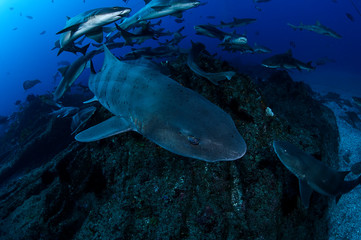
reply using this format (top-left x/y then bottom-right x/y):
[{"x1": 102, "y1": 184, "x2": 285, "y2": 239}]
[{"x1": 75, "y1": 46, "x2": 246, "y2": 162}]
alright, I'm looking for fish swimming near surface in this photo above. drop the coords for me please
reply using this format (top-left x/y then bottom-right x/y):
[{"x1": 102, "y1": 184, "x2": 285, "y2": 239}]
[
  {"x1": 287, "y1": 21, "x2": 342, "y2": 39},
  {"x1": 56, "y1": 7, "x2": 131, "y2": 55},
  {"x1": 71, "y1": 106, "x2": 97, "y2": 134},
  {"x1": 187, "y1": 41, "x2": 235, "y2": 85},
  {"x1": 23, "y1": 79, "x2": 41, "y2": 90},
  {"x1": 40, "y1": 30, "x2": 46, "y2": 35},
  {"x1": 117, "y1": 0, "x2": 203, "y2": 30},
  {"x1": 273, "y1": 141, "x2": 361, "y2": 207},
  {"x1": 262, "y1": 49, "x2": 315, "y2": 71},
  {"x1": 75, "y1": 46, "x2": 247, "y2": 162}
]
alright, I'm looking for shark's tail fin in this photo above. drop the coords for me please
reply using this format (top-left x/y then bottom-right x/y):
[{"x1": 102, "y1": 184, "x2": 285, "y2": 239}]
[
  {"x1": 336, "y1": 172, "x2": 361, "y2": 203},
  {"x1": 80, "y1": 43, "x2": 90, "y2": 56},
  {"x1": 115, "y1": 23, "x2": 134, "y2": 46}
]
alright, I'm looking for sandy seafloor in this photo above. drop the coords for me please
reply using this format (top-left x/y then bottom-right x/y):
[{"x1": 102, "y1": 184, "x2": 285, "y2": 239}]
[
  {"x1": 296, "y1": 70, "x2": 361, "y2": 240},
  {"x1": 326, "y1": 100, "x2": 361, "y2": 240}
]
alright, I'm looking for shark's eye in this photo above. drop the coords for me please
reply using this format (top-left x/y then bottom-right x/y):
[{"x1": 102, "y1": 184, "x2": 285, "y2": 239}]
[{"x1": 188, "y1": 136, "x2": 200, "y2": 145}]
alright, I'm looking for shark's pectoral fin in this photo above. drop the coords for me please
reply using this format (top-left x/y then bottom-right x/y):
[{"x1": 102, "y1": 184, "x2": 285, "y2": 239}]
[
  {"x1": 299, "y1": 179, "x2": 313, "y2": 208},
  {"x1": 56, "y1": 23, "x2": 81, "y2": 35},
  {"x1": 86, "y1": 27, "x2": 104, "y2": 43},
  {"x1": 75, "y1": 116, "x2": 132, "y2": 142},
  {"x1": 171, "y1": 12, "x2": 183, "y2": 18},
  {"x1": 83, "y1": 96, "x2": 98, "y2": 104}
]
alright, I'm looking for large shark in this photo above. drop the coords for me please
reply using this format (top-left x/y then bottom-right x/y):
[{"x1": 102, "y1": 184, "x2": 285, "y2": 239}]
[
  {"x1": 56, "y1": 7, "x2": 131, "y2": 55},
  {"x1": 117, "y1": 0, "x2": 202, "y2": 30},
  {"x1": 287, "y1": 21, "x2": 342, "y2": 39},
  {"x1": 273, "y1": 140, "x2": 361, "y2": 207},
  {"x1": 75, "y1": 46, "x2": 247, "y2": 162},
  {"x1": 262, "y1": 50, "x2": 314, "y2": 71}
]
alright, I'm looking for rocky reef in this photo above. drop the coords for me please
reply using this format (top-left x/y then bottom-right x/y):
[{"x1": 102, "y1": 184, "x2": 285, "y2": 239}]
[{"x1": 0, "y1": 54, "x2": 338, "y2": 239}]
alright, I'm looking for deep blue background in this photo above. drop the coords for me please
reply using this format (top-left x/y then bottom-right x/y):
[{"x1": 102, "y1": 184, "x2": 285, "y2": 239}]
[{"x1": 0, "y1": 0, "x2": 360, "y2": 116}]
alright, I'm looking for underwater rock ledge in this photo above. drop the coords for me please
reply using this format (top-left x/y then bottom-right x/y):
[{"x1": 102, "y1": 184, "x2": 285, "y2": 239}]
[{"x1": 0, "y1": 55, "x2": 338, "y2": 240}]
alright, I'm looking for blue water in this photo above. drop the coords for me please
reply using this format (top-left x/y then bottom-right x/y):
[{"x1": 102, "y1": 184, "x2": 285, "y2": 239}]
[{"x1": 0, "y1": 0, "x2": 360, "y2": 116}]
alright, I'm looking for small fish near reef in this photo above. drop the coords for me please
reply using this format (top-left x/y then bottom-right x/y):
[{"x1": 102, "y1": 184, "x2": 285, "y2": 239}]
[
  {"x1": 75, "y1": 46, "x2": 247, "y2": 162},
  {"x1": 273, "y1": 141, "x2": 361, "y2": 207}
]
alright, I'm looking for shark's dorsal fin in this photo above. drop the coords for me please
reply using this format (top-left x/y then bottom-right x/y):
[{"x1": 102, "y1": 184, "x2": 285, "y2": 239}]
[
  {"x1": 75, "y1": 116, "x2": 132, "y2": 142},
  {"x1": 316, "y1": 20, "x2": 321, "y2": 26},
  {"x1": 299, "y1": 179, "x2": 312, "y2": 208},
  {"x1": 103, "y1": 44, "x2": 119, "y2": 69},
  {"x1": 58, "y1": 65, "x2": 70, "y2": 76},
  {"x1": 56, "y1": 23, "x2": 81, "y2": 35},
  {"x1": 86, "y1": 27, "x2": 103, "y2": 43}
]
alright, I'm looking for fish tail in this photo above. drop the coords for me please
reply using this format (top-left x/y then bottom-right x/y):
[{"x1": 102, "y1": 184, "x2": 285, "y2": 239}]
[{"x1": 80, "y1": 43, "x2": 90, "y2": 56}]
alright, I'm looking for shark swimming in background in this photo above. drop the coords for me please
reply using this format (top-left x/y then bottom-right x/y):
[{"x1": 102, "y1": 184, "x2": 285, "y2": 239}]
[
  {"x1": 75, "y1": 45, "x2": 247, "y2": 162},
  {"x1": 262, "y1": 49, "x2": 315, "y2": 71},
  {"x1": 116, "y1": 0, "x2": 202, "y2": 30},
  {"x1": 187, "y1": 41, "x2": 235, "y2": 85},
  {"x1": 287, "y1": 21, "x2": 342, "y2": 39},
  {"x1": 56, "y1": 7, "x2": 131, "y2": 55},
  {"x1": 273, "y1": 140, "x2": 361, "y2": 207}
]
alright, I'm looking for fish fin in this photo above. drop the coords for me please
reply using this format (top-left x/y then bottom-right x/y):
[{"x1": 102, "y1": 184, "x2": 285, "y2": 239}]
[
  {"x1": 66, "y1": 16, "x2": 71, "y2": 21},
  {"x1": 299, "y1": 179, "x2": 312, "y2": 208},
  {"x1": 89, "y1": 60, "x2": 96, "y2": 74},
  {"x1": 75, "y1": 116, "x2": 132, "y2": 142},
  {"x1": 151, "y1": 6, "x2": 170, "y2": 11},
  {"x1": 144, "y1": 0, "x2": 151, "y2": 4},
  {"x1": 80, "y1": 43, "x2": 90, "y2": 56},
  {"x1": 83, "y1": 96, "x2": 98, "y2": 104},
  {"x1": 57, "y1": 48, "x2": 64, "y2": 56},
  {"x1": 58, "y1": 66, "x2": 70, "y2": 76},
  {"x1": 316, "y1": 20, "x2": 321, "y2": 26},
  {"x1": 86, "y1": 27, "x2": 103, "y2": 43},
  {"x1": 116, "y1": 23, "x2": 134, "y2": 45},
  {"x1": 56, "y1": 23, "x2": 81, "y2": 34},
  {"x1": 171, "y1": 12, "x2": 183, "y2": 18},
  {"x1": 103, "y1": 44, "x2": 119, "y2": 69}
]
